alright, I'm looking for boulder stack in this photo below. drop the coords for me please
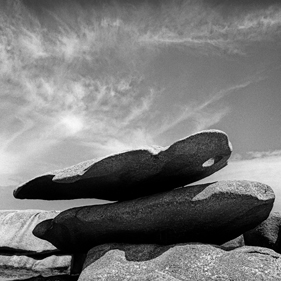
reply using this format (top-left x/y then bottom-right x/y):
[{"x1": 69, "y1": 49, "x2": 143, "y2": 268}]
[{"x1": 2, "y1": 129, "x2": 279, "y2": 280}]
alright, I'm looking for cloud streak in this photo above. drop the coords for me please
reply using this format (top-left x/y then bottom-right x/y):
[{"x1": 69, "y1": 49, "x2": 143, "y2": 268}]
[
  {"x1": 154, "y1": 79, "x2": 257, "y2": 137},
  {"x1": 0, "y1": 0, "x2": 281, "y2": 185},
  {"x1": 138, "y1": 1, "x2": 281, "y2": 54}
]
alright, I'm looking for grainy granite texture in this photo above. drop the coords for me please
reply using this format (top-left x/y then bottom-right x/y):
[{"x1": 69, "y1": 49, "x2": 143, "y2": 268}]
[
  {"x1": 244, "y1": 211, "x2": 281, "y2": 253},
  {"x1": 33, "y1": 180, "x2": 274, "y2": 252},
  {"x1": 0, "y1": 210, "x2": 60, "y2": 254},
  {"x1": 13, "y1": 130, "x2": 232, "y2": 201},
  {"x1": 78, "y1": 243, "x2": 281, "y2": 281}
]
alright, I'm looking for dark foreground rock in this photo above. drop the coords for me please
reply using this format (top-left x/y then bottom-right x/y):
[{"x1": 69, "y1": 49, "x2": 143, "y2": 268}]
[
  {"x1": 0, "y1": 210, "x2": 60, "y2": 254},
  {"x1": 78, "y1": 243, "x2": 281, "y2": 281},
  {"x1": 33, "y1": 180, "x2": 274, "y2": 253},
  {"x1": 14, "y1": 130, "x2": 232, "y2": 201},
  {"x1": 244, "y1": 211, "x2": 281, "y2": 254}
]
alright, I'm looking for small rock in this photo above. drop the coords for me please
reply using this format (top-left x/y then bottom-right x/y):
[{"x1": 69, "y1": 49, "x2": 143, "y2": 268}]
[
  {"x1": 244, "y1": 211, "x2": 281, "y2": 253},
  {"x1": 33, "y1": 180, "x2": 274, "y2": 252},
  {"x1": 78, "y1": 243, "x2": 281, "y2": 281},
  {"x1": 220, "y1": 235, "x2": 245, "y2": 250},
  {"x1": 14, "y1": 130, "x2": 232, "y2": 201}
]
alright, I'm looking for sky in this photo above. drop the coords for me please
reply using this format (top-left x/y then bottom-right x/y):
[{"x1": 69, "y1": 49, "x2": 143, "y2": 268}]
[{"x1": 0, "y1": 0, "x2": 281, "y2": 211}]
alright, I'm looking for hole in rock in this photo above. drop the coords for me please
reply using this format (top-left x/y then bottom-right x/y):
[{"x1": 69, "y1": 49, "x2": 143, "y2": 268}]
[
  {"x1": 202, "y1": 155, "x2": 224, "y2": 168},
  {"x1": 202, "y1": 158, "x2": 215, "y2": 167}
]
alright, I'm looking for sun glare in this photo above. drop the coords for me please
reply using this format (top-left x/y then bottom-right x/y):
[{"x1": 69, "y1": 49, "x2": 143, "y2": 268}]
[{"x1": 59, "y1": 114, "x2": 84, "y2": 135}]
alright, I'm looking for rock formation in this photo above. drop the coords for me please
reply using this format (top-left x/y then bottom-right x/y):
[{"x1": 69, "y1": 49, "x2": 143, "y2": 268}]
[
  {"x1": 2, "y1": 129, "x2": 280, "y2": 280},
  {"x1": 244, "y1": 211, "x2": 281, "y2": 254},
  {"x1": 0, "y1": 254, "x2": 71, "y2": 280},
  {"x1": 33, "y1": 180, "x2": 274, "y2": 253},
  {"x1": 13, "y1": 130, "x2": 232, "y2": 201},
  {"x1": 78, "y1": 243, "x2": 281, "y2": 281},
  {"x1": 0, "y1": 210, "x2": 60, "y2": 254}
]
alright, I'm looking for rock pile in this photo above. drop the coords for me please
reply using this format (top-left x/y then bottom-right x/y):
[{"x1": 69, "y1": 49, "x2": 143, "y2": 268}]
[{"x1": 2, "y1": 129, "x2": 280, "y2": 280}]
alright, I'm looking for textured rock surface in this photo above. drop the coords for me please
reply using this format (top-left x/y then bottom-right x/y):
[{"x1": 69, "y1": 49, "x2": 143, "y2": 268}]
[
  {"x1": 14, "y1": 130, "x2": 232, "y2": 201},
  {"x1": 0, "y1": 210, "x2": 60, "y2": 253},
  {"x1": 33, "y1": 180, "x2": 274, "y2": 252},
  {"x1": 78, "y1": 243, "x2": 281, "y2": 281},
  {"x1": 220, "y1": 235, "x2": 245, "y2": 250},
  {"x1": 11, "y1": 276, "x2": 78, "y2": 281},
  {"x1": 244, "y1": 211, "x2": 281, "y2": 253},
  {"x1": 0, "y1": 254, "x2": 72, "y2": 280}
]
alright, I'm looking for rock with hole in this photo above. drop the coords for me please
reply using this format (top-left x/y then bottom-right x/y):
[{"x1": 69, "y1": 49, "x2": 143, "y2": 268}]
[{"x1": 13, "y1": 130, "x2": 232, "y2": 201}]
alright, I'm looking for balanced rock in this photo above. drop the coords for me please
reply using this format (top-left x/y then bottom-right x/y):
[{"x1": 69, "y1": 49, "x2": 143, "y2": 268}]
[
  {"x1": 33, "y1": 180, "x2": 274, "y2": 253},
  {"x1": 0, "y1": 210, "x2": 60, "y2": 254},
  {"x1": 14, "y1": 130, "x2": 232, "y2": 201},
  {"x1": 0, "y1": 254, "x2": 71, "y2": 281},
  {"x1": 78, "y1": 243, "x2": 281, "y2": 281},
  {"x1": 244, "y1": 211, "x2": 281, "y2": 253}
]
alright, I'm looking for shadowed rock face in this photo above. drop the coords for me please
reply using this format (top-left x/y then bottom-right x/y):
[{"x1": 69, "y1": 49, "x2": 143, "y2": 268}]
[
  {"x1": 77, "y1": 243, "x2": 281, "y2": 281},
  {"x1": 33, "y1": 180, "x2": 274, "y2": 253},
  {"x1": 13, "y1": 130, "x2": 232, "y2": 201},
  {"x1": 244, "y1": 211, "x2": 281, "y2": 253}
]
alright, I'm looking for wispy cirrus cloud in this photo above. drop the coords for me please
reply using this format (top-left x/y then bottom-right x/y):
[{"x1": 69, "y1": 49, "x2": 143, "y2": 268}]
[
  {"x1": 0, "y1": 2, "x2": 159, "y2": 183},
  {"x1": 154, "y1": 79, "x2": 257, "y2": 137},
  {"x1": 138, "y1": 1, "x2": 281, "y2": 54},
  {"x1": 246, "y1": 150, "x2": 281, "y2": 159},
  {"x1": 1, "y1": 0, "x2": 281, "y2": 186}
]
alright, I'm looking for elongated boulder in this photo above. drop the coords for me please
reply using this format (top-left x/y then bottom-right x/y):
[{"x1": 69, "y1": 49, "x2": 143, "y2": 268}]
[
  {"x1": 78, "y1": 243, "x2": 281, "y2": 281},
  {"x1": 244, "y1": 211, "x2": 281, "y2": 253},
  {"x1": 0, "y1": 210, "x2": 60, "y2": 254},
  {"x1": 14, "y1": 130, "x2": 232, "y2": 201},
  {"x1": 0, "y1": 254, "x2": 72, "y2": 281},
  {"x1": 33, "y1": 180, "x2": 274, "y2": 253}
]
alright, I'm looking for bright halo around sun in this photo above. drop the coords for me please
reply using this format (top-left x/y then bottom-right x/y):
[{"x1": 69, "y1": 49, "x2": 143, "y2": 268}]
[{"x1": 59, "y1": 114, "x2": 84, "y2": 136}]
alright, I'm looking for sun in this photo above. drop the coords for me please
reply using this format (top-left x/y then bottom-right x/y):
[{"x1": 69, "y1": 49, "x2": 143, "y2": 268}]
[{"x1": 59, "y1": 114, "x2": 84, "y2": 135}]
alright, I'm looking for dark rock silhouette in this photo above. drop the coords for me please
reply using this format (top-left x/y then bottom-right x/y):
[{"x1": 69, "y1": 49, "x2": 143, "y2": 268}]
[
  {"x1": 33, "y1": 180, "x2": 274, "y2": 253},
  {"x1": 13, "y1": 130, "x2": 232, "y2": 201}
]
